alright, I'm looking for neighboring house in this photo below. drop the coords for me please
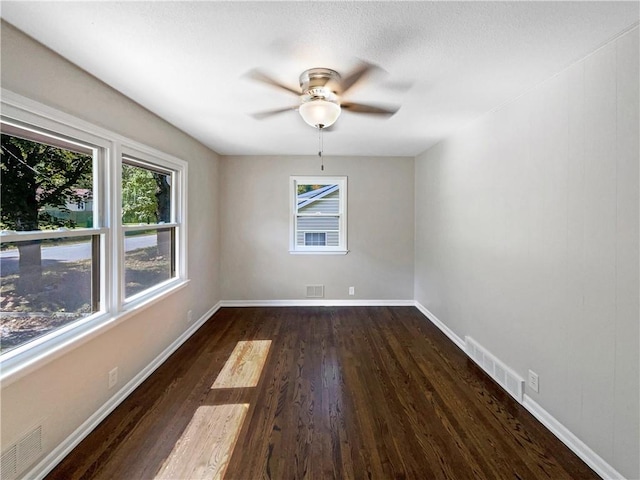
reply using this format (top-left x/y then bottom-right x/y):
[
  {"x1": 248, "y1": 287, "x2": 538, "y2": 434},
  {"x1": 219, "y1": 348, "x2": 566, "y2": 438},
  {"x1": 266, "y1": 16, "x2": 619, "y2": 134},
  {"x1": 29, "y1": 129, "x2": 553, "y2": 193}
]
[
  {"x1": 42, "y1": 188, "x2": 93, "y2": 227},
  {"x1": 296, "y1": 184, "x2": 340, "y2": 247},
  {"x1": 64, "y1": 188, "x2": 93, "y2": 212}
]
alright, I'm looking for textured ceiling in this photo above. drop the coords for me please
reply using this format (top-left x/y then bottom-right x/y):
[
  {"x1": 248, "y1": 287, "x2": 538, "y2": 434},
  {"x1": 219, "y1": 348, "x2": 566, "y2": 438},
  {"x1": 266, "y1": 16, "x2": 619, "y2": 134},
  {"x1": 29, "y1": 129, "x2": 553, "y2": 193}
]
[{"x1": 2, "y1": 2, "x2": 638, "y2": 157}]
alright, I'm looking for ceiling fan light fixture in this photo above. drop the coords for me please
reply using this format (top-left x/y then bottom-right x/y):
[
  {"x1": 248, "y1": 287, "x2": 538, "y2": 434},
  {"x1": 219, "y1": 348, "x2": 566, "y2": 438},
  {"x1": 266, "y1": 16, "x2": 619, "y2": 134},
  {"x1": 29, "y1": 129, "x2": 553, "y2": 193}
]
[{"x1": 299, "y1": 99, "x2": 341, "y2": 129}]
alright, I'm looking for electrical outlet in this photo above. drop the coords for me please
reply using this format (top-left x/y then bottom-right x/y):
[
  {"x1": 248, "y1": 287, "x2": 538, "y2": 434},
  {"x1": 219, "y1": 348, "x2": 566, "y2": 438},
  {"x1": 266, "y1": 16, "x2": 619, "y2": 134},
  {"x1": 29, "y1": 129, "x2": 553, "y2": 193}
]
[
  {"x1": 349, "y1": 286, "x2": 355, "y2": 296},
  {"x1": 528, "y1": 370, "x2": 539, "y2": 393},
  {"x1": 187, "y1": 310, "x2": 193, "y2": 323},
  {"x1": 108, "y1": 367, "x2": 118, "y2": 389}
]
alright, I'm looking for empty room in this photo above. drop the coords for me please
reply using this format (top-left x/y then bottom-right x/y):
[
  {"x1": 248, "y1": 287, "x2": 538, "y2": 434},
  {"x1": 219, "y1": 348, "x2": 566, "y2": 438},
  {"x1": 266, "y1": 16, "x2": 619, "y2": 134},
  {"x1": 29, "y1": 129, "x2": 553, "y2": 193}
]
[{"x1": 0, "y1": 2, "x2": 638, "y2": 479}]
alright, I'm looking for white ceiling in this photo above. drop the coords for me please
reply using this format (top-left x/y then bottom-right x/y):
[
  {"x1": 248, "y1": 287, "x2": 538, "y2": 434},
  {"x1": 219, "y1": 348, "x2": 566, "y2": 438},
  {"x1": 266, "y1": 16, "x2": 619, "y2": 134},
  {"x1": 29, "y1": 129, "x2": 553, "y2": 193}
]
[{"x1": 2, "y1": 2, "x2": 638, "y2": 157}]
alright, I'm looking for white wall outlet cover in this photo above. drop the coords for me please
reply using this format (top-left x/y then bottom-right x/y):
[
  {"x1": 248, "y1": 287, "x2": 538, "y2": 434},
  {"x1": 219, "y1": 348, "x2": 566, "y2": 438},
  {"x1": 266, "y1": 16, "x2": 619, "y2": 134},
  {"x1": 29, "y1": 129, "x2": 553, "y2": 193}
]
[
  {"x1": 108, "y1": 367, "x2": 118, "y2": 389},
  {"x1": 528, "y1": 370, "x2": 539, "y2": 393}
]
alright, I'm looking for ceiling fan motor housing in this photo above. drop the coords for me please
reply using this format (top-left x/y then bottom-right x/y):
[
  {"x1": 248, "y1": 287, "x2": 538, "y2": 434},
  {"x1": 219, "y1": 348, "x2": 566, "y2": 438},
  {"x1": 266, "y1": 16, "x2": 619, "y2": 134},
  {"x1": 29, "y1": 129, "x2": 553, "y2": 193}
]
[{"x1": 299, "y1": 68, "x2": 341, "y2": 97}]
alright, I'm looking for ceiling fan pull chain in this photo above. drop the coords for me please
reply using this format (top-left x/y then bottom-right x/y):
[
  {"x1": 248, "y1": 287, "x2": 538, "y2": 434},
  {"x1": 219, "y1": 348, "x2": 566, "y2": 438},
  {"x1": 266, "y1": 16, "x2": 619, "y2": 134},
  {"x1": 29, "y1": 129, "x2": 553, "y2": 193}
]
[{"x1": 318, "y1": 126, "x2": 324, "y2": 171}]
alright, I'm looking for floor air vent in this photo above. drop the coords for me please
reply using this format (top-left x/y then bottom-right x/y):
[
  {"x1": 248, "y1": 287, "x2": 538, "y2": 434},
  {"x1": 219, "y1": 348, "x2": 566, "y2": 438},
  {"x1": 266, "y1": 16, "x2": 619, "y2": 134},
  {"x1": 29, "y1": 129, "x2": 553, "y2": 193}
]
[
  {"x1": 1, "y1": 425, "x2": 42, "y2": 480},
  {"x1": 305, "y1": 285, "x2": 324, "y2": 298},
  {"x1": 465, "y1": 336, "x2": 524, "y2": 403}
]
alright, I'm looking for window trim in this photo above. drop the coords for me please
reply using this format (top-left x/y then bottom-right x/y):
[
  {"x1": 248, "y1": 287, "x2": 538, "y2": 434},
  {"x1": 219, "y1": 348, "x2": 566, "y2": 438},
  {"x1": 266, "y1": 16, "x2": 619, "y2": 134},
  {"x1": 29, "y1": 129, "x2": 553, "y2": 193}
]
[
  {"x1": 0, "y1": 89, "x2": 189, "y2": 386},
  {"x1": 289, "y1": 175, "x2": 348, "y2": 255}
]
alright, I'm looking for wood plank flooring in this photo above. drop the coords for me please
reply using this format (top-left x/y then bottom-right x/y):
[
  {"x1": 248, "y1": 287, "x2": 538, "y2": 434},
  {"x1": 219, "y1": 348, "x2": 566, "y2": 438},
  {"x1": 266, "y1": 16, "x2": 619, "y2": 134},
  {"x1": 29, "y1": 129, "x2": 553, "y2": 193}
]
[{"x1": 46, "y1": 307, "x2": 599, "y2": 479}]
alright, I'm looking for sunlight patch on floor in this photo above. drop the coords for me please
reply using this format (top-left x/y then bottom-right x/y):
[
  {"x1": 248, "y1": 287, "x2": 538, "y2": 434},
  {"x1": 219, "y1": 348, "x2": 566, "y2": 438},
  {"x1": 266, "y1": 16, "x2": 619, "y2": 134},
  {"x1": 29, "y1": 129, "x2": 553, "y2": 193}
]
[
  {"x1": 155, "y1": 404, "x2": 249, "y2": 480},
  {"x1": 156, "y1": 340, "x2": 271, "y2": 478},
  {"x1": 211, "y1": 340, "x2": 271, "y2": 389}
]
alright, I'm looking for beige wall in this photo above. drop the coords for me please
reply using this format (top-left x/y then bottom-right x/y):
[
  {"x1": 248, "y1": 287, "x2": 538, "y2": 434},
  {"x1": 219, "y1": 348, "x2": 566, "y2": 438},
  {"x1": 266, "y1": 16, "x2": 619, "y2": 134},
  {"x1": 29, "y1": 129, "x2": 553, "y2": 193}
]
[
  {"x1": 415, "y1": 27, "x2": 639, "y2": 478},
  {"x1": 1, "y1": 20, "x2": 221, "y2": 473},
  {"x1": 220, "y1": 155, "x2": 415, "y2": 301}
]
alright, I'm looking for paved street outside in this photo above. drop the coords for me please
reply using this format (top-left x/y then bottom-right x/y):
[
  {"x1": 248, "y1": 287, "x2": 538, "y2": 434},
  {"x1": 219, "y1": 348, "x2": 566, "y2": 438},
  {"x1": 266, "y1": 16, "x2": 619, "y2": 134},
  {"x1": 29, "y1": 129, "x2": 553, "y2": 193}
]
[{"x1": 0, "y1": 233, "x2": 156, "y2": 275}]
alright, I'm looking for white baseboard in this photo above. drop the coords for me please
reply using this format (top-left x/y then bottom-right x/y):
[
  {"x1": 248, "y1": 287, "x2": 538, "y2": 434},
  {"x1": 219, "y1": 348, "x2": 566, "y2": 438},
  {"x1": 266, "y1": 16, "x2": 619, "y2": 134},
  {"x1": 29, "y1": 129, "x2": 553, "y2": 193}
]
[
  {"x1": 413, "y1": 301, "x2": 624, "y2": 480},
  {"x1": 220, "y1": 299, "x2": 415, "y2": 307},
  {"x1": 25, "y1": 301, "x2": 222, "y2": 480},
  {"x1": 522, "y1": 395, "x2": 624, "y2": 480},
  {"x1": 413, "y1": 302, "x2": 466, "y2": 351}
]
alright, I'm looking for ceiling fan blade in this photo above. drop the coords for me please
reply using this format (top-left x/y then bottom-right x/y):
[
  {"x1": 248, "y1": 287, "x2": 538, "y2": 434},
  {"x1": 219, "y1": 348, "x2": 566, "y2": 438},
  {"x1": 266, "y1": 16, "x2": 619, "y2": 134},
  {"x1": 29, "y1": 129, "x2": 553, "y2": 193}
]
[
  {"x1": 338, "y1": 62, "x2": 377, "y2": 94},
  {"x1": 252, "y1": 106, "x2": 299, "y2": 119},
  {"x1": 341, "y1": 102, "x2": 399, "y2": 116},
  {"x1": 247, "y1": 69, "x2": 300, "y2": 96}
]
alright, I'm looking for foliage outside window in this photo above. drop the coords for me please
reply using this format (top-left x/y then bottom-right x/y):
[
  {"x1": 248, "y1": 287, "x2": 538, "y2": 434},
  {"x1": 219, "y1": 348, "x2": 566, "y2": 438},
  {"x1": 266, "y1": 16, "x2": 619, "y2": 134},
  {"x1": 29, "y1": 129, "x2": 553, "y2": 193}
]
[{"x1": 290, "y1": 176, "x2": 347, "y2": 254}]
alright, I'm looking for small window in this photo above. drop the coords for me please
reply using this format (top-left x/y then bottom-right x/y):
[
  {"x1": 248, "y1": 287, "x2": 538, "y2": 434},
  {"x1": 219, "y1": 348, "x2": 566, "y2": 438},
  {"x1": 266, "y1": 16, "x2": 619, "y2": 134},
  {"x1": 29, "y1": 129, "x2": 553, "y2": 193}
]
[{"x1": 290, "y1": 176, "x2": 347, "y2": 254}]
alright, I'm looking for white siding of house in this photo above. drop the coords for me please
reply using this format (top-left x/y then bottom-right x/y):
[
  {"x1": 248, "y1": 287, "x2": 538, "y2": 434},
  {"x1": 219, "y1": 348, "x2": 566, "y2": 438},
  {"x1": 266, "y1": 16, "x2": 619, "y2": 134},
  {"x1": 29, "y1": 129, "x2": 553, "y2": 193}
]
[
  {"x1": 298, "y1": 190, "x2": 339, "y2": 214},
  {"x1": 296, "y1": 189, "x2": 341, "y2": 246}
]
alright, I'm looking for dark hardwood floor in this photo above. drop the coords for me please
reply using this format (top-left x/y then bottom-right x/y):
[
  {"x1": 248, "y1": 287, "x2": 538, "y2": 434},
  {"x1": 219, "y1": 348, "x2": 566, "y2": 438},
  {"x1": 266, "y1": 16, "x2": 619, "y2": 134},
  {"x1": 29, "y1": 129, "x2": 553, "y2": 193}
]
[{"x1": 46, "y1": 307, "x2": 598, "y2": 479}]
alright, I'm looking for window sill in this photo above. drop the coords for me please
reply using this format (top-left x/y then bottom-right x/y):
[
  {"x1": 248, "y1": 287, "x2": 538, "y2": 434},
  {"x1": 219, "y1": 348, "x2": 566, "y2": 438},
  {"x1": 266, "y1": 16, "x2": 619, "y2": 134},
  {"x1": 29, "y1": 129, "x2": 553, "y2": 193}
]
[{"x1": 289, "y1": 250, "x2": 349, "y2": 255}]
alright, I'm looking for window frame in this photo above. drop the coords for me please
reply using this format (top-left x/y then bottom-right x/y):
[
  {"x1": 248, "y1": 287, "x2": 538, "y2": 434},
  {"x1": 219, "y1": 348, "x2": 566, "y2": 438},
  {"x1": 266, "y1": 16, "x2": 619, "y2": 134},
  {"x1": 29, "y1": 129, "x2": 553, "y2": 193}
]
[
  {"x1": 0, "y1": 90, "x2": 189, "y2": 384},
  {"x1": 289, "y1": 175, "x2": 348, "y2": 255}
]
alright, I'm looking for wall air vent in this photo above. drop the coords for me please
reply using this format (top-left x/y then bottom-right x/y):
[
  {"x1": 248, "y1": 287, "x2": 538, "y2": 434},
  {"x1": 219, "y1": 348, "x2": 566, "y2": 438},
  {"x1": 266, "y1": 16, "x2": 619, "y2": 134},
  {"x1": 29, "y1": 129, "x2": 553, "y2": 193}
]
[
  {"x1": 305, "y1": 285, "x2": 324, "y2": 298},
  {"x1": 1, "y1": 445, "x2": 18, "y2": 480},
  {"x1": 465, "y1": 336, "x2": 524, "y2": 403},
  {"x1": 1, "y1": 424, "x2": 43, "y2": 480}
]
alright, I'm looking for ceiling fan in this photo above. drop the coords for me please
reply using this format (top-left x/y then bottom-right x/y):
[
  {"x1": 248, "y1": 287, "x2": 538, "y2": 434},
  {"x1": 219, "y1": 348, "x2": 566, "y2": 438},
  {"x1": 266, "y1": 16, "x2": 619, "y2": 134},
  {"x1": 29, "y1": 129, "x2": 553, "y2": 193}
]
[{"x1": 249, "y1": 62, "x2": 399, "y2": 129}]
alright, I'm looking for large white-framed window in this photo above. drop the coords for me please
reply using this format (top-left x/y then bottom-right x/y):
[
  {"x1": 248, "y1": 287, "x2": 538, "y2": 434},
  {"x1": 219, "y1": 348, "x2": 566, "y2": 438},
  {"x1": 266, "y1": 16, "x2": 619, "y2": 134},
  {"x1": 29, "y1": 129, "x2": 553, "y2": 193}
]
[
  {"x1": 290, "y1": 176, "x2": 347, "y2": 254},
  {"x1": 0, "y1": 91, "x2": 188, "y2": 381}
]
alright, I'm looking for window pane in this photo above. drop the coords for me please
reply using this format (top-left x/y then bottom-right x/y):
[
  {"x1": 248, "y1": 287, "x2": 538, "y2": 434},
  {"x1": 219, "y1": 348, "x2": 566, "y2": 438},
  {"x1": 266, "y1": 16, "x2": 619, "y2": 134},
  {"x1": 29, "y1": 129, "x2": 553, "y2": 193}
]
[
  {"x1": 122, "y1": 162, "x2": 171, "y2": 225},
  {"x1": 1, "y1": 132, "x2": 94, "y2": 231},
  {"x1": 0, "y1": 236, "x2": 97, "y2": 354},
  {"x1": 296, "y1": 216, "x2": 339, "y2": 247},
  {"x1": 124, "y1": 228, "x2": 174, "y2": 298},
  {"x1": 296, "y1": 184, "x2": 340, "y2": 214}
]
